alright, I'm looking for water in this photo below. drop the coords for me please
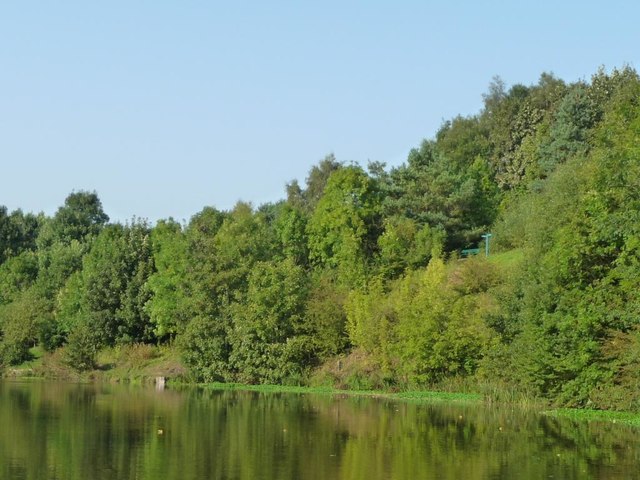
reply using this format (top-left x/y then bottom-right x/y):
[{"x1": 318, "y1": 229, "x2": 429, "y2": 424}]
[{"x1": 1, "y1": 381, "x2": 640, "y2": 480}]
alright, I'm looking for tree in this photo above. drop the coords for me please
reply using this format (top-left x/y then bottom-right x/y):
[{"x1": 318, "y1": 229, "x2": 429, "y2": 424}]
[
  {"x1": 345, "y1": 276, "x2": 396, "y2": 374},
  {"x1": 178, "y1": 203, "x2": 276, "y2": 381},
  {"x1": 179, "y1": 314, "x2": 232, "y2": 382},
  {"x1": 272, "y1": 203, "x2": 309, "y2": 266},
  {"x1": 536, "y1": 84, "x2": 598, "y2": 177},
  {"x1": 0, "y1": 289, "x2": 50, "y2": 365},
  {"x1": 145, "y1": 219, "x2": 191, "y2": 340},
  {"x1": 286, "y1": 154, "x2": 342, "y2": 213},
  {"x1": 64, "y1": 321, "x2": 101, "y2": 371},
  {"x1": 0, "y1": 207, "x2": 41, "y2": 265},
  {"x1": 115, "y1": 222, "x2": 155, "y2": 343},
  {"x1": 56, "y1": 221, "x2": 155, "y2": 347},
  {"x1": 48, "y1": 191, "x2": 109, "y2": 244},
  {"x1": 307, "y1": 166, "x2": 381, "y2": 287},
  {"x1": 229, "y1": 258, "x2": 310, "y2": 384},
  {"x1": 487, "y1": 73, "x2": 640, "y2": 406},
  {"x1": 0, "y1": 251, "x2": 38, "y2": 305},
  {"x1": 34, "y1": 192, "x2": 108, "y2": 300},
  {"x1": 385, "y1": 142, "x2": 497, "y2": 251},
  {"x1": 482, "y1": 74, "x2": 567, "y2": 188},
  {"x1": 304, "y1": 271, "x2": 349, "y2": 360},
  {"x1": 377, "y1": 216, "x2": 442, "y2": 278}
]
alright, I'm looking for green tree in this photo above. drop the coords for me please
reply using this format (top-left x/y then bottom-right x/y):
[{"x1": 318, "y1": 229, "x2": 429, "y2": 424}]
[
  {"x1": 272, "y1": 203, "x2": 309, "y2": 266},
  {"x1": 57, "y1": 221, "x2": 155, "y2": 347},
  {"x1": 377, "y1": 216, "x2": 436, "y2": 277},
  {"x1": 345, "y1": 276, "x2": 396, "y2": 375},
  {"x1": 34, "y1": 192, "x2": 108, "y2": 300},
  {"x1": 64, "y1": 320, "x2": 101, "y2": 371},
  {"x1": 0, "y1": 251, "x2": 38, "y2": 305},
  {"x1": 179, "y1": 314, "x2": 232, "y2": 382},
  {"x1": 307, "y1": 166, "x2": 381, "y2": 287},
  {"x1": 178, "y1": 203, "x2": 275, "y2": 380},
  {"x1": 385, "y1": 143, "x2": 496, "y2": 251},
  {"x1": 0, "y1": 207, "x2": 41, "y2": 265},
  {"x1": 489, "y1": 73, "x2": 640, "y2": 406},
  {"x1": 286, "y1": 154, "x2": 342, "y2": 213},
  {"x1": 35, "y1": 237, "x2": 87, "y2": 298},
  {"x1": 483, "y1": 74, "x2": 566, "y2": 188},
  {"x1": 47, "y1": 191, "x2": 109, "y2": 245},
  {"x1": 145, "y1": 219, "x2": 191, "y2": 340},
  {"x1": 0, "y1": 289, "x2": 50, "y2": 365},
  {"x1": 116, "y1": 222, "x2": 155, "y2": 343},
  {"x1": 536, "y1": 84, "x2": 598, "y2": 176},
  {"x1": 229, "y1": 258, "x2": 310, "y2": 384},
  {"x1": 304, "y1": 271, "x2": 349, "y2": 360}
]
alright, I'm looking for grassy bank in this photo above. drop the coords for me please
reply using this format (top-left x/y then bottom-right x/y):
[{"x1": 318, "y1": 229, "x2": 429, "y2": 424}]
[
  {"x1": 5, "y1": 345, "x2": 640, "y2": 428},
  {"x1": 197, "y1": 383, "x2": 640, "y2": 427},
  {"x1": 2, "y1": 344, "x2": 186, "y2": 384},
  {"x1": 185, "y1": 382, "x2": 640, "y2": 428},
  {"x1": 543, "y1": 408, "x2": 640, "y2": 428},
  {"x1": 195, "y1": 381, "x2": 482, "y2": 404}
]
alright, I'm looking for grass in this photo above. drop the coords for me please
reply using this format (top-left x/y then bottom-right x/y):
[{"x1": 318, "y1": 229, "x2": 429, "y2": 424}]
[
  {"x1": 543, "y1": 408, "x2": 640, "y2": 428},
  {"x1": 487, "y1": 248, "x2": 525, "y2": 269},
  {"x1": 197, "y1": 382, "x2": 482, "y2": 405},
  {"x1": 196, "y1": 381, "x2": 640, "y2": 428},
  {"x1": 23, "y1": 346, "x2": 45, "y2": 367},
  {"x1": 2, "y1": 344, "x2": 186, "y2": 384},
  {"x1": 199, "y1": 383, "x2": 640, "y2": 429},
  {"x1": 198, "y1": 383, "x2": 335, "y2": 394},
  {"x1": 1, "y1": 346, "x2": 45, "y2": 378},
  {"x1": 95, "y1": 344, "x2": 186, "y2": 384},
  {"x1": 393, "y1": 390, "x2": 482, "y2": 402}
]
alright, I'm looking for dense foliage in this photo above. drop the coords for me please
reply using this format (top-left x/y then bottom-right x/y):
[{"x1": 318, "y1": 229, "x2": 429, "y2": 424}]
[{"x1": 2, "y1": 66, "x2": 640, "y2": 410}]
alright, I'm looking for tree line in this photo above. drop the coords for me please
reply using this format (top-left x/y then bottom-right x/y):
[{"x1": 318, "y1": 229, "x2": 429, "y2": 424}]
[{"x1": 2, "y1": 66, "x2": 640, "y2": 410}]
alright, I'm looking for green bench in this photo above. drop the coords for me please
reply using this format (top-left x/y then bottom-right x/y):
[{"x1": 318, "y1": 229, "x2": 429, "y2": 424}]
[{"x1": 461, "y1": 248, "x2": 480, "y2": 257}]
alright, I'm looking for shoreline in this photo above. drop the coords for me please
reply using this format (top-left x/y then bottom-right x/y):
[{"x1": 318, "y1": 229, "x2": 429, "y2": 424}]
[{"x1": 4, "y1": 369, "x2": 640, "y2": 428}]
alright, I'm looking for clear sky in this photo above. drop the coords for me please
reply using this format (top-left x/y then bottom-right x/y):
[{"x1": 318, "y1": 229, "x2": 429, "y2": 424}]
[{"x1": 2, "y1": 1, "x2": 638, "y2": 223}]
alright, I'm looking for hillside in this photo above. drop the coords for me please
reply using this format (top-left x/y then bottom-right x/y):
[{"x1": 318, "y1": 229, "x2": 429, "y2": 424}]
[{"x1": 2, "y1": 66, "x2": 640, "y2": 410}]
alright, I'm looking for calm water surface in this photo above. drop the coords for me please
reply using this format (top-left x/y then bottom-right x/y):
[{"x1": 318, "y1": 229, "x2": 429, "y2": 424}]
[{"x1": 1, "y1": 381, "x2": 640, "y2": 480}]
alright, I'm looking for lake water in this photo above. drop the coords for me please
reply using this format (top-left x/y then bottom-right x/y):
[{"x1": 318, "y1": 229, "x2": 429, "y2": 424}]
[{"x1": 1, "y1": 381, "x2": 640, "y2": 480}]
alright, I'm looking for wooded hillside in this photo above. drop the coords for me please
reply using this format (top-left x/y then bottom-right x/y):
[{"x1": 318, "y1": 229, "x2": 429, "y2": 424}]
[{"x1": 2, "y1": 66, "x2": 639, "y2": 410}]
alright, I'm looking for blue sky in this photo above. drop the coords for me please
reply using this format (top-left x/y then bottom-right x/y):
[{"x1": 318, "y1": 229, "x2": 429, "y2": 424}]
[{"x1": 2, "y1": 1, "x2": 638, "y2": 223}]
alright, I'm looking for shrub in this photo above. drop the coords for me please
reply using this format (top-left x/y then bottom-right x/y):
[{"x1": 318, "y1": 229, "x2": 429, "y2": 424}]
[{"x1": 64, "y1": 322, "x2": 101, "y2": 371}]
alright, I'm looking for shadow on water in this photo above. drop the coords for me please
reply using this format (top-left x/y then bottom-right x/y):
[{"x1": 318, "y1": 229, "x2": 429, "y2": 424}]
[{"x1": 1, "y1": 380, "x2": 640, "y2": 480}]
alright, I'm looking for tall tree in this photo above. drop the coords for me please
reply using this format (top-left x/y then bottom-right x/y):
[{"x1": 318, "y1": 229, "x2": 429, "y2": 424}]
[
  {"x1": 307, "y1": 165, "x2": 381, "y2": 287},
  {"x1": 45, "y1": 191, "x2": 109, "y2": 246},
  {"x1": 145, "y1": 219, "x2": 191, "y2": 340},
  {"x1": 286, "y1": 154, "x2": 342, "y2": 213},
  {"x1": 229, "y1": 258, "x2": 310, "y2": 384},
  {"x1": 0, "y1": 208, "x2": 41, "y2": 265}
]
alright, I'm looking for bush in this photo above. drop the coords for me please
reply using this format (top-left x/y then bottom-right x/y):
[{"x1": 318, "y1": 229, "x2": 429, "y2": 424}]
[
  {"x1": 178, "y1": 315, "x2": 231, "y2": 382},
  {"x1": 0, "y1": 336, "x2": 31, "y2": 366},
  {"x1": 64, "y1": 322, "x2": 101, "y2": 371}
]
